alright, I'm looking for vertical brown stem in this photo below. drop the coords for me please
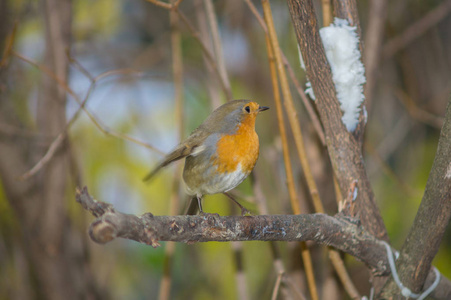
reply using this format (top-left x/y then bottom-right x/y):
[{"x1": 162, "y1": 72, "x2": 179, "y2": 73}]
[
  {"x1": 262, "y1": 3, "x2": 319, "y2": 300},
  {"x1": 159, "y1": 5, "x2": 184, "y2": 300},
  {"x1": 287, "y1": 0, "x2": 387, "y2": 241},
  {"x1": 363, "y1": 0, "x2": 387, "y2": 112},
  {"x1": 380, "y1": 99, "x2": 451, "y2": 297}
]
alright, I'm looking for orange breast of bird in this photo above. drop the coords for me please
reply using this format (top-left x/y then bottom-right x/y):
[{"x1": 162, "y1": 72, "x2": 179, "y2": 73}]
[{"x1": 212, "y1": 114, "x2": 260, "y2": 176}]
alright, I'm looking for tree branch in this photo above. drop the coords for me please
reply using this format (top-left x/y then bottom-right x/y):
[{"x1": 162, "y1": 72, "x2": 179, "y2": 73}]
[
  {"x1": 75, "y1": 186, "x2": 451, "y2": 299},
  {"x1": 332, "y1": 0, "x2": 367, "y2": 144},
  {"x1": 286, "y1": 0, "x2": 388, "y2": 241},
  {"x1": 76, "y1": 187, "x2": 386, "y2": 273},
  {"x1": 382, "y1": 0, "x2": 451, "y2": 59},
  {"x1": 380, "y1": 98, "x2": 451, "y2": 298}
]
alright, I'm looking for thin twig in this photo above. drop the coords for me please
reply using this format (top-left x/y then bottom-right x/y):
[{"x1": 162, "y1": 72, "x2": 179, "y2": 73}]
[
  {"x1": 262, "y1": 4, "x2": 319, "y2": 300},
  {"x1": 263, "y1": 1, "x2": 361, "y2": 298},
  {"x1": 14, "y1": 52, "x2": 164, "y2": 179},
  {"x1": 0, "y1": 122, "x2": 52, "y2": 141},
  {"x1": 19, "y1": 134, "x2": 66, "y2": 180},
  {"x1": 195, "y1": 0, "x2": 221, "y2": 108},
  {"x1": 363, "y1": 0, "x2": 387, "y2": 112},
  {"x1": 394, "y1": 87, "x2": 444, "y2": 129},
  {"x1": 263, "y1": 0, "x2": 323, "y2": 219},
  {"x1": 283, "y1": 277, "x2": 308, "y2": 300},
  {"x1": 52, "y1": 53, "x2": 165, "y2": 154},
  {"x1": 197, "y1": 3, "x2": 248, "y2": 297},
  {"x1": 144, "y1": 0, "x2": 184, "y2": 10},
  {"x1": 13, "y1": 51, "x2": 76, "y2": 98},
  {"x1": 321, "y1": 0, "x2": 332, "y2": 26},
  {"x1": 365, "y1": 143, "x2": 421, "y2": 198},
  {"x1": 68, "y1": 53, "x2": 94, "y2": 81},
  {"x1": 271, "y1": 271, "x2": 284, "y2": 300},
  {"x1": 383, "y1": 0, "x2": 451, "y2": 58},
  {"x1": 20, "y1": 80, "x2": 97, "y2": 180},
  {"x1": 176, "y1": 9, "x2": 233, "y2": 100},
  {"x1": 282, "y1": 56, "x2": 325, "y2": 145},
  {"x1": 204, "y1": 0, "x2": 231, "y2": 99},
  {"x1": 379, "y1": 92, "x2": 451, "y2": 299},
  {"x1": 252, "y1": 174, "x2": 304, "y2": 299},
  {"x1": 231, "y1": 241, "x2": 249, "y2": 300},
  {"x1": 158, "y1": 5, "x2": 184, "y2": 299},
  {"x1": 263, "y1": 34, "x2": 307, "y2": 300},
  {"x1": 0, "y1": 23, "x2": 17, "y2": 68},
  {"x1": 329, "y1": 249, "x2": 361, "y2": 299},
  {"x1": 243, "y1": 0, "x2": 325, "y2": 145}
]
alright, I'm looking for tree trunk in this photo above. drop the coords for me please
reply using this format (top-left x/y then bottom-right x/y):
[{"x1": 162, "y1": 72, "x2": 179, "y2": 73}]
[{"x1": 0, "y1": 0, "x2": 104, "y2": 298}]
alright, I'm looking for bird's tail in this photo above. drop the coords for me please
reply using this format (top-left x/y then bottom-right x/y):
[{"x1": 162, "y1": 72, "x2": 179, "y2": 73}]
[
  {"x1": 142, "y1": 163, "x2": 166, "y2": 182},
  {"x1": 143, "y1": 145, "x2": 190, "y2": 182}
]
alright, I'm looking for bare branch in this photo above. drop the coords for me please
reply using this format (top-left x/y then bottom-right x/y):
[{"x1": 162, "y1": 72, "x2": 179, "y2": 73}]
[
  {"x1": 0, "y1": 23, "x2": 16, "y2": 68},
  {"x1": 394, "y1": 87, "x2": 444, "y2": 129},
  {"x1": 14, "y1": 53, "x2": 164, "y2": 180},
  {"x1": 76, "y1": 187, "x2": 387, "y2": 272},
  {"x1": 363, "y1": 0, "x2": 387, "y2": 112},
  {"x1": 262, "y1": 2, "x2": 320, "y2": 298},
  {"x1": 380, "y1": 98, "x2": 451, "y2": 297},
  {"x1": 203, "y1": 0, "x2": 231, "y2": 99},
  {"x1": 382, "y1": 0, "x2": 451, "y2": 58},
  {"x1": 144, "y1": 0, "x2": 184, "y2": 10},
  {"x1": 76, "y1": 187, "x2": 451, "y2": 299},
  {"x1": 287, "y1": 0, "x2": 388, "y2": 242},
  {"x1": 332, "y1": 0, "x2": 367, "y2": 143},
  {"x1": 175, "y1": 9, "x2": 233, "y2": 100},
  {"x1": 243, "y1": 0, "x2": 326, "y2": 145}
]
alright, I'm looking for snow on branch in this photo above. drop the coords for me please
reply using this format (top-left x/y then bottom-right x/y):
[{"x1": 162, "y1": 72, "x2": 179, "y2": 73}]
[
  {"x1": 299, "y1": 18, "x2": 365, "y2": 132},
  {"x1": 320, "y1": 18, "x2": 366, "y2": 132}
]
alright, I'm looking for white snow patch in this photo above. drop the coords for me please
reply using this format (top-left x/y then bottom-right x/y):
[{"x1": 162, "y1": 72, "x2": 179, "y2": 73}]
[
  {"x1": 298, "y1": 44, "x2": 316, "y2": 100},
  {"x1": 352, "y1": 187, "x2": 358, "y2": 201},
  {"x1": 363, "y1": 105, "x2": 368, "y2": 124},
  {"x1": 319, "y1": 18, "x2": 366, "y2": 132},
  {"x1": 445, "y1": 163, "x2": 451, "y2": 179},
  {"x1": 297, "y1": 43, "x2": 306, "y2": 70},
  {"x1": 305, "y1": 81, "x2": 315, "y2": 100}
]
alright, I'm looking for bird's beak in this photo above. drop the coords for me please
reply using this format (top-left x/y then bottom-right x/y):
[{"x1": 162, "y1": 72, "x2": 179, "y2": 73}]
[{"x1": 258, "y1": 106, "x2": 269, "y2": 112}]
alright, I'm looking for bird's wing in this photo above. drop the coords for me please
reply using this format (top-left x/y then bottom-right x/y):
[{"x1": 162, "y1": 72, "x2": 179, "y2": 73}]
[{"x1": 142, "y1": 128, "x2": 211, "y2": 182}]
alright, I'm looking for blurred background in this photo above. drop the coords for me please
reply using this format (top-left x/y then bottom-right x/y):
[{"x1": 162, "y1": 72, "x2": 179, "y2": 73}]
[{"x1": 0, "y1": 0, "x2": 450, "y2": 299}]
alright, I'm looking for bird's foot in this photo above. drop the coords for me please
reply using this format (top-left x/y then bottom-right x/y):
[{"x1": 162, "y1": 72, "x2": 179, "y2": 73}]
[
  {"x1": 240, "y1": 207, "x2": 252, "y2": 216},
  {"x1": 199, "y1": 211, "x2": 220, "y2": 218}
]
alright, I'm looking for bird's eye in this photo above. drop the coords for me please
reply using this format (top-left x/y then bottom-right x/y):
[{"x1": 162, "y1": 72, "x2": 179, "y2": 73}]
[{"x1": 244, "y1": 106, "x2": 250, "y2": 113}]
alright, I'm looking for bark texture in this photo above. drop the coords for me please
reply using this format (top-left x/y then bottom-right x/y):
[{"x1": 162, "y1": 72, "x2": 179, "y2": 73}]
[
  {"x1": 380, "y1": 100, "x2": 451, "y2": 298},
  {"x1": 76, "y1": 186, "x2": 451, "y2": 299},
  {"x1": 286, "y1": 0, "x2": 388, "y2": 241}
]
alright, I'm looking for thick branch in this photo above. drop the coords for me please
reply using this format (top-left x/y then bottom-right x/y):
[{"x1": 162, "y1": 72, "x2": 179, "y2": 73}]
[
  {"x1": 76, "y1": 187, "x2": 388, "y2": 273},
  {"x1": 332, "y1": 0, "x2": 367, "y2": 143},
  {"x1": 76, "y1": 187, "x2": 451, "y2": 299},
  {"x1": 380, "y1": 100, "x2": 451, "y2": 298},
  {"x1": 332, "y1": 0, "x2": 362, "y2": 44},
  {"x1": 286, "y1": 0, "x2": 387, "y2": 241}
]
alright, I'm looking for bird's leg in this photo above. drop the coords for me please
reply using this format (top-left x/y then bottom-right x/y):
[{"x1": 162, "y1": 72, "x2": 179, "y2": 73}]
[
  {"x1": 223, "y1": 192, "x2": 251, "y2": 216},
  {"x1": 196, "y1": 195, "x2": 220, "y2": 217},
  {"x1": 196, "y1": 195, "x2": 204, "y2": 214},
  {"x1": 184, "y1": 196, "x2": 199, "y2": 215}
]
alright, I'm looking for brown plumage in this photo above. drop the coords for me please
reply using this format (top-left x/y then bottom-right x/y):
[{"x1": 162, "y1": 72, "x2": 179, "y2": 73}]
[{"x1": 144, "y1": 99, "x2": 269, "y2": 214}]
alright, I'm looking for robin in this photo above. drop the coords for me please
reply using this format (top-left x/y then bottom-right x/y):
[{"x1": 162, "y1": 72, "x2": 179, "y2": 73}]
[{"x1": 143, "y1": 99, "x2": 269, "y2": 215}]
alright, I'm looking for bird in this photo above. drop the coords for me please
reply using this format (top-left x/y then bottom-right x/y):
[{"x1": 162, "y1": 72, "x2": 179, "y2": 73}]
[{"x1": 143, "y1": 99, "x2": 269, "y2": 215}]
